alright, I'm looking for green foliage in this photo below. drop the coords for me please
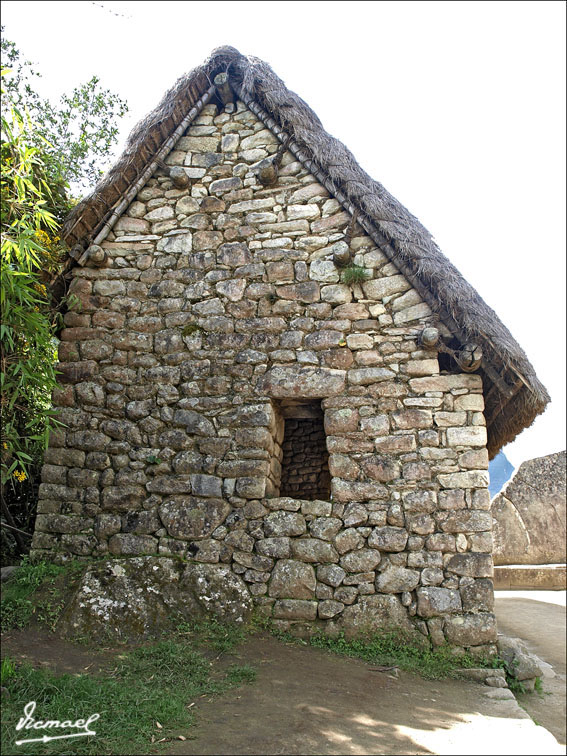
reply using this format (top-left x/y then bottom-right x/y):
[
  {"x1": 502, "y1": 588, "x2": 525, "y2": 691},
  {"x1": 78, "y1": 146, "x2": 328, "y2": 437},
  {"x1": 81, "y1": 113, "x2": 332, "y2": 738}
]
[
  {"x1": 0, "y1": 31, "x2": 128, "y2": 559},
  {"x1": 181, "y1": 323, "x2": 202, "y2": 337},
  {"x1": 175, "y1": 616, "x2": 246, "y2": 654},
  {"x1": 1, "y1": 29, "x2": 128, "y2": 196},
  {"x1": 1, "y1": 634, "x2": 255, "y2": 755},
  {"x1": 226, "y1": 664, "x2": 257, "y2": 685},
  {"x1": 1, "y1": 79, "x2": 64, "y2": 502},
  {"x1": 277, "y1": 628, "x2": 487, "y2": 680},
  {"x1": 1, "y1": 656, "x2": 16, "y2": 685},
  {"x1": 0, "y1": 558, "x2": 82, "y2": 632},
  {"x1": 340, "y1": 264, "x2": 371, "y2": 286}
]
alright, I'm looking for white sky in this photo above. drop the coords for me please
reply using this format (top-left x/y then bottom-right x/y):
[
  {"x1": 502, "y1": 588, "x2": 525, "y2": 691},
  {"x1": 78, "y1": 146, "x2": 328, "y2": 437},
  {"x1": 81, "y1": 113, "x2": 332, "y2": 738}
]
[{"x1": 2, "y1": 0, "x2": 565, "y2": 468}]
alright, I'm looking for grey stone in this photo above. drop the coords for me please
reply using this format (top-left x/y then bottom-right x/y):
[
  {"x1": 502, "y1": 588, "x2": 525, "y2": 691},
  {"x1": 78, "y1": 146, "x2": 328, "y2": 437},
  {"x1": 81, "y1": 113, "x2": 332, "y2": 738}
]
[
  {"x1": 256, "y1": 537, "x2": 291, "y2": 559},
  {"x1": 60, "y1": 557, "x2": 251, "y2": 640},
  {"x1": 340, "y1": 549, "x2": 381, "y2": 573},
  {"x1": 492, "y1": 451, "x2": 566, "y2": 565},
  {"x1": 269, "y1": 559, "x2": 316, "y2": 599},
  {"x1": 264, "y1": 511, "x2": 306, "y2": 537},
  {"x1": 291, "y1": 539, "x2": 339, "y2": 564},
  {"x1": 444, "y1": 613, "x2": 498, "y2": 645},
  {"x1": 376, "y1": 566, "x2": 420, "y2": 593},
  {"x1": 273, "y1": 599, "x2": 317, "y2": 620},
  {"x1": 318, "y1": 600, "x2": 345, "y2": 619},
  {"x1": 337, "y1": 594, "x2": 420, "y2": 639},
  {"x1": 416, "y1": 587, "x2": 462, "y2": 617},
  {"x1": 333, "y1": 586, "x2": 359, "y2": 605},
  {"x1": 368, "y1": 527, "x2": 408, "y2": 552},
  {"x1": 159, "y1": 497, "x2": 230, "y2": 539},
  {"x1": 334, "y1": 528, "x2": 365, "y2": 555},
  {"x1": 460, "y1": 578, "x2": 494, "y2": 612},
  {"x1": 342, "y1": 503, "x2": 369, "y2": 527},
  {"x1": 1, "y1": 566, "x2": 20, "y2": 583},
  {"x1": 446, "y1": 553, "x2": 493, "y2": 578},
  {"x1": 497, "y1": 636, "x2": 544, "y2": 681},
  {"x1": 309, "y1": 517, "x2": 343, "y2": 541},
  {"x1": 258, "y1": 366, "x2": 346, "y2": 398},
  {"x1": 317, "y1": 564, "x2": 347, "y2": 588}
]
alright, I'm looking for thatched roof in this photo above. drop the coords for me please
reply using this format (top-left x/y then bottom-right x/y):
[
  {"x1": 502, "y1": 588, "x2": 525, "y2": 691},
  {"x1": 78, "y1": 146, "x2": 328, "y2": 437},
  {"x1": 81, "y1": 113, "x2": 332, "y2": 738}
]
[{"x1": 59, "y1": 46, "x2": 550, "y2": 459}]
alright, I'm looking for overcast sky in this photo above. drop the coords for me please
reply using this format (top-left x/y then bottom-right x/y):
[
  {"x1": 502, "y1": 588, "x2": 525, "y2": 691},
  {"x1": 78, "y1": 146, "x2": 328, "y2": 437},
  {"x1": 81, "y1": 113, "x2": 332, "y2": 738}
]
[{"x1": 2, "y1": 0, "x2": 565, "y2": 468}]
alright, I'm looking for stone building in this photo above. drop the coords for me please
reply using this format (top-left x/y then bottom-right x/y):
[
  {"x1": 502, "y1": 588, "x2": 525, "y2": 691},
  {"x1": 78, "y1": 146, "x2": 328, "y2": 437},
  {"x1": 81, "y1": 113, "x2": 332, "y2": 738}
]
[{"x1": 32, "y1": 47, "x2": 550, "y2": 650}]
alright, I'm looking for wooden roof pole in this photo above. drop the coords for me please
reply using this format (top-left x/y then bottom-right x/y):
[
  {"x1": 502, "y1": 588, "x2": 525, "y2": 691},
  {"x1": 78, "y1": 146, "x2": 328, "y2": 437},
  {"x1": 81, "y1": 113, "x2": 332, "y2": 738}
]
[
  {"x1": 77, "y1": 83, "x2": 218, "y2": 266},
  {"x1": 235, "y1": 85, "x2": 520, "y2": 402}
]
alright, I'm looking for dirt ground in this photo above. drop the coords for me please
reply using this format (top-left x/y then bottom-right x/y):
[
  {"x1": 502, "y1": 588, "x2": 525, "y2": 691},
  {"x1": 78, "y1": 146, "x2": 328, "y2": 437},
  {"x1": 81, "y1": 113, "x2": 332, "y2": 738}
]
[
  {"x1": 2, "y1": 591, "x2": 565, "y2": 756},
  {"x1": 494, "y1": 591, "x2": 566, "y2": 746}
]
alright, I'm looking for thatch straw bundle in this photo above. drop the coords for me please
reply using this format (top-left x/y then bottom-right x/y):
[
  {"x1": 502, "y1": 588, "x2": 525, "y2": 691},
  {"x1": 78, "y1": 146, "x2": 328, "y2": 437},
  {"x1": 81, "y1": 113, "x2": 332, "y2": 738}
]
[{"x1": 60, "y1": 46, "x2": 549, "y2": 458}]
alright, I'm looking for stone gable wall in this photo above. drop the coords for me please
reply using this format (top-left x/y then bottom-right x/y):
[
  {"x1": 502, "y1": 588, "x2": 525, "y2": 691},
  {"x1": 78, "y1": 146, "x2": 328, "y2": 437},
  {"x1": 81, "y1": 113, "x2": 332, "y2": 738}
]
[{"x1": 33, "y1": 100, "x2": 495, "y2": 650}]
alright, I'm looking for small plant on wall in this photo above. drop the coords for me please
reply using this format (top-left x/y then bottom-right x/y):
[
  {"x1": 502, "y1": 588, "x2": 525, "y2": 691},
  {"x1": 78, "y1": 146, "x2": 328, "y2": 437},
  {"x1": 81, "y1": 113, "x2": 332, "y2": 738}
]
[{"x1": 341, "y1": 264, "x2": 370, "y2": 286}]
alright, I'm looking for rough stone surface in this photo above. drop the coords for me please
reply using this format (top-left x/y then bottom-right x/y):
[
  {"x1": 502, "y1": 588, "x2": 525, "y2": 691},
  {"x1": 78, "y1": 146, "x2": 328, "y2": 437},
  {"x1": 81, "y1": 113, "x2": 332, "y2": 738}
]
[
  {"x1": 33, "y1": 97, "x2": 497, "y2": 647},
  {"x1": 497, "y1": 635, "x2": 544, "y2": 681},
  {"x1": 269, "y1": 559, "x2": 316, "y2": 599},
  {"x1": 336, "y1": 595, "x2": 422, "y2": 640},
  {"x1": 491, "y1": 451, "x2": 566, "y2": 565},
  {"x1": 60, "y1": 557, "x2": 251, "y2": 640}
]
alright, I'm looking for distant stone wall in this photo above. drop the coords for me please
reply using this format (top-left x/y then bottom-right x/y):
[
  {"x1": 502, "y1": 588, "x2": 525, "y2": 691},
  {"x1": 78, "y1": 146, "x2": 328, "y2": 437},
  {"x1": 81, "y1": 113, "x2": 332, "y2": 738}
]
[
  {"x1": 492, "y1": 451, "x2": 566, "y2": 565},
  {"x1": 280, "y1": 418, "x2": 330, "y2": 500},
  {"x1": 32, "y1": 100, "x2": 495, "y2": 650}
]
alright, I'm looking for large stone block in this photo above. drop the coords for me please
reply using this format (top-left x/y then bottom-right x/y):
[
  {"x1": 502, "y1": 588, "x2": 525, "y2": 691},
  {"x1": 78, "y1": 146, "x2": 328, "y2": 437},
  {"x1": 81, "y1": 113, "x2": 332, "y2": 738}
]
[
  {"x1": 362, "y1": 275, "x2": 411, "y2": 300},
  {"x1": 416, "y1": 587, "x2": 462, "y2": 617},
  {"x1": 438, "y1": 510, "x2": 492, "y2": 533},
  {"x1": 340, "y1": 549, "x2": 381, "y2": 573},
  {"x1": 258, "y1": 366, "x2": 346, "y2": 398},
  {"x1": 336, "y1": 594, "x2": 419, "y2": 639},
  {"x1": 291, "y1": 538, "x2": 339, "y2": 564},
  {"x1": 492, "y1": 451, "x2": 566, "y2": 565},
  {"x1": 446, "y1": 427, "x2": 487, "y2": 447},
  {"x1": 460, "y1": 579, "x2": 494, "y2": 612},
  {"x1": 444, "y1": 613, "x2": 497, "y2": 646},
  {"x1": 348, "y1": 368, "x2": 395, "y2": 386},
  {"x1": 331, "y1": 480, "x2": 388, "y2": 503},
  {"x1": 446, "y1": 553, "x2": 493, "y2": 578},
  {"x1": 159, "y1": 497, "x2": 230, "y2": 540},
  {"x1": 438, "y1": 470, "x2": 489, "y2": 489},
  {"x1": 376, "y1": 566, "x2": 420, "y2": 593},
  {"x1": 108, "y1": 534, "x2": 158, "y2": 556},
  {"x1": 269, "y1": 559, "x2": 316, "y2": 598},
  {"x1": 368, "y1": 527, "x2": 408, "y2": 552},
  {"x1": 264, "y1": 511, "x2": 306, "y2": 537},
  {"x1": 273, "y1": 599, "x2": 318, "y2": 620}
]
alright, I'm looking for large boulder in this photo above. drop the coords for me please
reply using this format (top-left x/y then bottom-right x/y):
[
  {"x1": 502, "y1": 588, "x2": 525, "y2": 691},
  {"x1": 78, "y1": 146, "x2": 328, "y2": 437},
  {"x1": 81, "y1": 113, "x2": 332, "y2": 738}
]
[
  {"x1": 59, "y1": 557, "x2": 252, "y2": 641},
  {"x1": 491, "y1": 451, "x2": 566, "y2": 565}
]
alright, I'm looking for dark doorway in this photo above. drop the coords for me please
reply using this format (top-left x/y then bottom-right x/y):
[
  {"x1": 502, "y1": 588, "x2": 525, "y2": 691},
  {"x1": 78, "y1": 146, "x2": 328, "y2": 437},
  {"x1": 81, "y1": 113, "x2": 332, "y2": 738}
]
[{"x1": 278, "y1": 400, "x2": 331, "y2": 500}]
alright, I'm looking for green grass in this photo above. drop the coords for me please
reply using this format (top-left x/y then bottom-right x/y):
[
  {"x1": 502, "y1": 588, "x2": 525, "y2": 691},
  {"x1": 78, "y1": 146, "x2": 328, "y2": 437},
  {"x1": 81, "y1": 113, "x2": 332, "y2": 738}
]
[
  {"x1": 1, "y1": 636, "x2": 256, "y2": 755},
  {"x1": 174, "y1": 616, "x2": 246, "y2": 654},
  {"x1": 274, "y1": 628, "x2": 494, "y2": 680},
  {"x1": 1, "y1": 558, "x2": 85, "y2": 632},
  {"x1": 340, "y1": 264, "x2": 371, "y2": 286}
]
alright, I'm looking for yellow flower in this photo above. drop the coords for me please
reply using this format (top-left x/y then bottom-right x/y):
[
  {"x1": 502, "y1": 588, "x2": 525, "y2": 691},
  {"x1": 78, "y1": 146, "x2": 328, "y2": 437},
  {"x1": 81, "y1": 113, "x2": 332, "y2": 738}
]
[{"x1": 13, "y1": 470, "x2": 27, "y2": 482}]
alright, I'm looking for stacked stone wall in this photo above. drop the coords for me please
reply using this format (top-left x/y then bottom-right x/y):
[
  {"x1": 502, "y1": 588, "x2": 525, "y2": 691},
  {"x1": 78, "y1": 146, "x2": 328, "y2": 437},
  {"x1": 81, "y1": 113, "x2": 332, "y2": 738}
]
[
  {"x1": 33, "y1": 100, "x2": 495, "y2": 650},
  {"x1": 280, "y1": 417, "x2": 330, "y2": 500}
]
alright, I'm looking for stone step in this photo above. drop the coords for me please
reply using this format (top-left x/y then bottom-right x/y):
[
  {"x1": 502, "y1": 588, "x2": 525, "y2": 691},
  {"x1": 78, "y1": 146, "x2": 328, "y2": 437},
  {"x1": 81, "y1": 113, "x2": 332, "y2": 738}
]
[{"x1": 493, "y1": 564, "x2": 566, "y2": 590}]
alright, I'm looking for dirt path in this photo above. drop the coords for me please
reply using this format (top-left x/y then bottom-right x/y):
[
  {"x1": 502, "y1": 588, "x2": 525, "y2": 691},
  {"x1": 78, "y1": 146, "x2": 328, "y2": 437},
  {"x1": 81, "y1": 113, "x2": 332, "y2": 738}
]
[
  {"x1": 494, "y1": 590, "x2": 566, "y2": 746},
  {"x1": 2, "y1": 592, "x2": 564, "y2": 755},
  {"x1": 164, "y1": 633, "x2": 562, "y2": 756}
]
